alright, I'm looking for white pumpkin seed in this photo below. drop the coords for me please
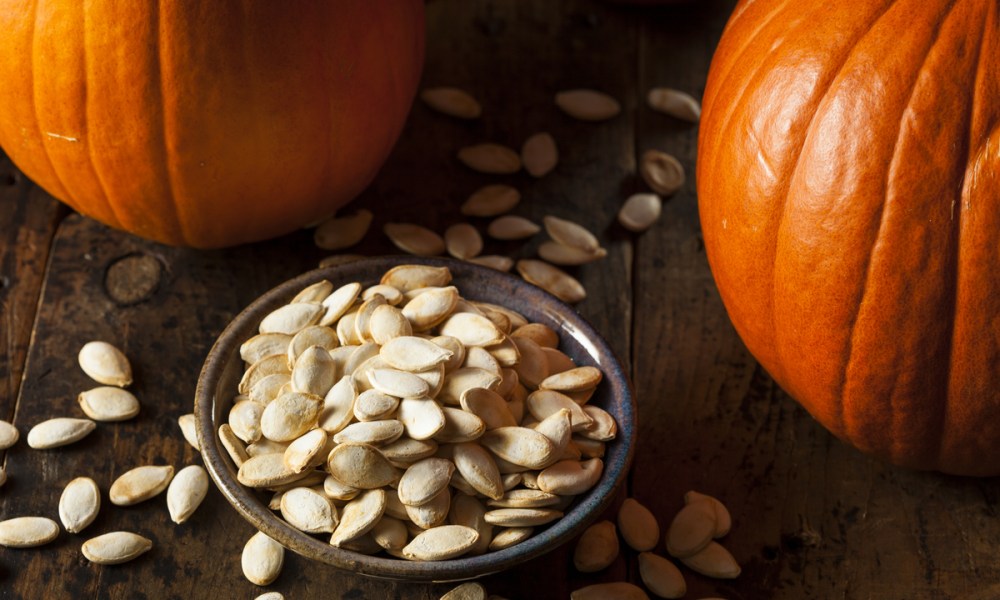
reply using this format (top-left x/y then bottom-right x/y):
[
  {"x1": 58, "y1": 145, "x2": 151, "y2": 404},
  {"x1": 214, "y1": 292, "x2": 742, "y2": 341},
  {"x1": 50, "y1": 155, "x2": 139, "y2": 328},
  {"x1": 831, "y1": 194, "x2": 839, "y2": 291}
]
[
  {"x1": 534, "y1": 409, "x2": 572, "y2": 455},
  {"x1": 255, "y1": 593, "x2": 286, "y2": 600},
  {"x1": 242, "y1": 531, "x2": 284, "y2": 585},
  {"x1": 314, "y1": 209, "x2": 373, "y2": 250},
  {"x1": 240, "y1": 333, "x2": 293, "y2": 365},
  {"x1": 516, "y1": 259, "x2": 586, "y2": 304},
  {"x1": 290, "y1": 346, "x2": 336, "y2": 397},
  {"x1": 281, "y1": 428, "x2": 327, "y2": 473},
  {"x1": 540, "y1": 366, "x2": 602, "y2": 392},
  {"x1": 280, "y1": 486, "x2": 339, "y2": 533},
  {"x1": 538, "y1": 241, "x2": 607, "y2": 266},
  {"x1": 466, "y1": 255, "x2": 515, "y2": 272},
  {"x1": 334, "y1": 420, "x2": 404, "y2": 446},
  {"x1": 618, "y1": 193, "x2": 662, "y2": 232},
  {"x1": 580, "y1": 405, "x2": 617, "y2": 441},
  {"x1": 457, "y1": 144, "x2": 521, "y2": 175},
  {"x1": 420, "y1": 87, "x2": 482, "y2": 119},
  {"x1": 461, "y1": 184, "x2": 521, "y2": 217},
  {"x1": 287, "y1": 325, "x2": 339, "y2": 367},
  {"x1": 397, "y1": 398, "x2": 447, "y2": 441},
  {"x1": 327, "y1": 443, "x2": 398, "y2": 489},
  {"x1": 435, "y1": 407, "x2": 486, "y2": 443},
  {"x1": 397, "y1": 458, "x2": 455, "y2": 507},
  {"x1": 367, "y1": 368, "x2": 430, "y2": 398},
  {"x1": 260, "y1": 391, "x2": 322, "y2": 442},
  {"x1": 480, "y1": 427, "x2": 557, "y2": 470},
  {"x1": 292, "y1": 280, "x2": 334, "y2": 304},
  {"x1": 646, "y1": 87, "x2": 701, "y2": 122},
  {"x1": 59, "y1": 477, "x2": 100, "y2": 534},
  {"x1": 26, "y1": 418, "x2": 96, "y2": 449},
  {"x1": 460, "y1": 387, "x2": 516, "y2": 430},
  {"x1": 384, "y1": 222, "x2": 446, "y2": 256},
  {"x1": 319, "y1": 282, "x2": 363, "y2": 327},
  {"x1": 369, "y1": 305, "x2": 413, "y2": 345},
  {"x1": 486, "y1": 489, "x2": 560, "y2": 508},
  {"x1": 666, "y1": 499, "x2": 717, "y2": 558},
  {"x1": 439, "y1": 312, "x2": 505, "y2": 347},
  {"x1": 259, "y1": 302, "x2": 323, "y2": 335},
  {"x1": 537, "y1": 458, "x2": 603, "y2": 495},
  {"x1": 685, "y1": 490, "x2": 732, "y2": 537},
  {"x1": 323, "y1": 475, "x2": 360, "y2": 501},
  {"x1": 219, "y1": 424, "x2": 249, "y2": 467},
  {"x1": 679, "y1": 541, "x2": 741, "y2": 579},
  {"x1": 167, "y1": 465, "x2": 209, "y2": 524},
  {"x1": 78, "y1": 341, "x2": 132, "y2": 387},
  {"x1": 245, "y1": 438, "x2": 290, "y2": 458},
  {"x1": 543, "y1": 215, "x2": 600, "y2": 253},
  {"x1": 526, "y1": 389, "x2": 593, "y2": 430},
  {"x1": 555, "y1": 89, "x2": 621, "y2": 121},
  {"x1": 488, "y1": 526, "x2": 533, "y2": 551},
  {"x1": 453, "y1": 442, "x2": 504, "y2": 500},
  {"x1": 402, "y1": 525, "x2": 479, "y2": 561},
  {"x1": 0, "y1": 516, "x2": 60, "y2": 547},
  {"x1": 442, "y1": 582, "x2": 488, "y2": 600},
  {"x1": 319, "y1": 376, "x2": 358, "y2": 434},
  {"x1": 109, "y1": 465, "x2": 175, "y2": 506},
  {"x1": 638, "y1": 552, "x2": 687, "y2": 598},
  {"x1": 542, "y1": 348, "x2": 576, "y2": 376},
  {"x1": 574, "y1": 520, "x2": 619, "y2": 572},
  {"x1": 371, "y1": 516, "x2": 409, "y2": 552},
  {"x1": 521, "y1": 132, "x2": 558, "y2": 178},
  {"x1": 486, "y1": 215, "x2": 540, "y2": 241},
  {"x1": 239, "y1": 354, "x2": 291, "y2": 395},
  {"x1": 444, "y1": 223, "x2": 484, "y2": 260},
  {"x1": 380, "y1": 336, "x2": 453, "y2": 373},
  {"x1": 511, "y1": 323, "x2": 559, "y2": 348},
  {"x1": 381, "y1": 265, "x2": 453, "y2": 292},
  {"x1": 248, "y1": 373, "x2": 290, "y2": 405},
  {"x1": 81, "y1": 531, "x2": 152, "y2": 564},
  {"x1": 449, "y1": 494, "x2": 493, "y2": 556},
  {"x1": 405, "y1": 486, "x2": 452, "y2": 529},
  {"x1": 176, "y1": 414, "x2": 199, "y2": 451},
  {"x1": 353, "y1": 390, "x2": 400, "y2": 422},
  {"x1": 402, "y1": 286, "x2": 460, "y2": 332},
  {"x1": 571, "y1": 582, "x2": 649, "y2": 600},
  {"x1": 618, "y1": 498, "x2": 659, "y2": 552},
  {"x1": 228, "y1": 400, "x2": 266, "y2": 443},
  {"x1": 330, "y1": 488, "x2": 387, "y2": 547},
  {"x1": 0, "y1": 419, "x2": 19, "y2": 450},
  {"x1": 363, "y1": 284, "x2": 404, "y2": 306},
  {"x1": 640, "y1": 149, "x2": 685, "y2": 196},
  {"x1": 483, "y1": 508, "x2": 563, "y2": 527},
  {"x1": 238, "y1": 453, "x2": 302, "y2": 488}
]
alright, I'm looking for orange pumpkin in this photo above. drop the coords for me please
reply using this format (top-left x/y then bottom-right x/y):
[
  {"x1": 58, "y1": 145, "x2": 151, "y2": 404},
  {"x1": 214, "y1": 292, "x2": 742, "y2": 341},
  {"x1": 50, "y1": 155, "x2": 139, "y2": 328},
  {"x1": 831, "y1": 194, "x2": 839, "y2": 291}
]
[
  {"x1": 698, "y1": 0, "x2": 999, "y2": 475},
  {"x1": 0, "y1": 1, "x2": 424, "y2": 248}
]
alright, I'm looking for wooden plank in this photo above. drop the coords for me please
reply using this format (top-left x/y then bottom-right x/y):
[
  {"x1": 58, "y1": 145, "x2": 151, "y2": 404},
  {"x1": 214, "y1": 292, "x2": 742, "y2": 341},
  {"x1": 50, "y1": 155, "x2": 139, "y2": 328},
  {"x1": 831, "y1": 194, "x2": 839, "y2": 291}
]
[
  {"x1": 633, "y1": 2, "x2": 1000, "y2": 599},
  {"x1": 0, "y1": 150, "x2": 65, "y2": 419}
]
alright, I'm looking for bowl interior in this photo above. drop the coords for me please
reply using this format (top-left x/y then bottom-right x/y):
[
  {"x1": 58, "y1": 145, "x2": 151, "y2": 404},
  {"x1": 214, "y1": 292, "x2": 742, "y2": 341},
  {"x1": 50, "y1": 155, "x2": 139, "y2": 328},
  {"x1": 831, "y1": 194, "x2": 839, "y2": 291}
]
[{"x1": 195, "y1": 256, "x2": 636, "y2": 581}]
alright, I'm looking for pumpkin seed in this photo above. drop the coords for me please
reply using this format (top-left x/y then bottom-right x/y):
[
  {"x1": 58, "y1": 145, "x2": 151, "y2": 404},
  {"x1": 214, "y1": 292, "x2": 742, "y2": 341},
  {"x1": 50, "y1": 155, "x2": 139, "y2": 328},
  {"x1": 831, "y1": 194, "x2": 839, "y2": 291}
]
[
  {"x1": 457, "y1": 144, "x2": 521, "y2": 175},
  {"x1": 26, "y1": 417, "x2": 96, "y2": 449},
  {"x1": 483, "y1": 507, "x2": 563, "y2": 527},
  {"x1": 167, "y1": 465, "x2": 209, "y2": 525},
  {"x1": 330, "y1": 489, "x2": 387, "y2": 547},
  {"x1": 445, "y1": 223, "x2": 484, "y2": 260},
  {"x1": 571, "y1": 582, "x2": 649, "y2": 600},
  {"x1": 381, "y1": 265, "x2": 453, "y2": 292},
  {"x1": 527, "y1": 389, "x2": 593, "y2": 430},
  {"x1": 353, "y1": 390, "x2": 400, "y2": 422},
  {"x1": 260, "y1": 391, "x2": 322, "y2": 442},
  {"x1": 538, "y1": 241, "x2": 607, "y2": 266},
  {"x1": 462, "y1": 347, "x2": 501, "y2": 375},
  {"x1": 318, "y1": 254, "x2": 365, "y2": 268},
  {"x1": 486, "y1": 489, "x2": 560, "y2": 508},
  {"x1": 245, "y1": 438, "x2": 290, "y2": 458},
  {"x1": 363, "y1": 284, "x2": 404, "y2": 306},
  {"x1": 319, "y1": 282, "x2": 363, "y2": 326},
  {"x1": 283, "y1": 428, "x2": 328, "y2": 473},
  {"x1": 679, "y1": 541, "x2": 741, "y2": 579},
  {"x1": 646, "y1": 87, "x2": 701, "y2": 122},
  {"x1": 323, "y1": 474, "x2": 360, "y2": 501},
  {"x1": 442, "y1": 582, "x2": 488, "y2": 600},
  {"x1": 336, "y1": 310, "x2": 362, "y2": 346},
  {"x1": 314, "y1": 209, "x2": 373, "y2": 250},
  {"x1": 369, "y1": 305, "x2": 414, "y2": 345},
  {"x1": 540, "y1": 366, "x2": 602, "y2": 392},
  {"x1": 485, "y1": 215, "x2": 539, "y2": 241},
  {"x1": 466, "y1": 255, "x2": 515, "y2": 272},
  {"x1": 240, "y1": 332, "x2": 293, "y2": 365},
  {"x1": 368, "y1": 368, "x2": 430, "y2": 399},
  {"x1": 109, "y1": 465, "x2": 174, "y2": 506},
  {"x1": 259, "y1": 302, "x2": 323, "y2": 335},
  {"x1": 219, "y1": 424, "x2": 249, "y2": 467},
  {"x1": 618, "y1": 193, "x2": 662, "y2": 232},
  {"x1": 384, "y1": 222, "x2": 446, "y2": 256},
  {"x1": 685, "y1": 490, "x2": 732, "y2": 537},
  {"x1": 420, "y1": 87, "x2": 482, "y2": 119},
  {"x1": 249, "y1": 373, "x2": 291, "y2": 404},
  {"x1": 280, "y1": 486, "x2": 339, "y2": 533},
  {"x1": 354, "y1": 294, "x2": 389, "y2": 342},
  {"x1": 543, "y1": 215, "x2": 600, "y2": 253},
  {"x1": 242, "y1": 531, "x2": 284, "y2": 585},
  {"x1": 292, "y1": 280, "x2": 334, "y2": 304},
  {"x1": 228, "y1": 400, "x2": 265, "y2": 443},
  {"x1": 381, "y1": 437, "x2": 438, "y2": 464},
  {"x1": 541, "y1": 348, "x2": 575, "y2": 376},
  {"x1": 580, "y1": 405, "x2": 617, "y2": 441},
  {"x1": 372, "y1": 516, "x2": 409, "y2": 552},
  {"x1": 460, "y1": 387, "x2": 516, "y2": 430},
  {"x1": 59, "y1": 477, "x2": 100, "y2": 534},
  {"x1": 534, "y1": 409, "x2": 572, "y2": 454},
  {"x1": 334, "y1": 420, "x2": 404, "y2": 446},
  {"x1": 0, "y1": 419, "x2": 19, "y2": 450},
  {"x1": 537, "y1": 458, "x2": 603, "y2": 495},
  {"x1": 239, "y1": 354, "x2": 291, "y2": 395},
  {"x1": 398, "y1": 458, "x2": 455, "y2": 506},
  {"x1": 516, "y1": 259, "x2": 586, "y2": 304},
  {"x1": 291, "y1": 346, "x2": 337, "y2": 397},
  {"x1": 453, "y1": 442, "x2": 504, "y2": 500},
  {"x1": 439, "y1": 312, "x2": 505, "y2": 347},
  {"x1": 402, "y1": 525, "x2": 479, "y2": 561},
  {"x1": 238, "y1": 453, "x2": 302, "y2": 488},
  {"x1": 0, "y1": 516, "x2": 60, "y2": 548},
  {"x1": 554, "y1": 89, "x2": 621, "y2": 121},
  {"x1": 461, "y1": 184, "x2": 521, "y2": 217},
  {"x1": 255, "y1": 593, "x2": 286, "y2": 600},
  {"x1": 574, "y1": 520, "x2": 619, "y2": 572},
  {"x1": 488, "y1": 526, "x2": 533, "y2": 551},
  {"x1": 287, "y1": 325, "x2": 339, "y2": 367},
  {"x1": 638, "y1": 552, "x2": 686, "y2": 598},
  {"x1": 78, "y1": 341, "x2": 132, "y2": 387},
  {"x1": 477, "y1": 303, "x2": 527, "y2": 329},
  {"x1": 511, "y1": 323, "x2": 559, "y2": 348},
  {"x1": 405, "y1": 486, "x2": 452, "y2": 529},
  {"x1": 269, "y1": 470, "x2": 326, "y2": 494},
  {"x1": 435, "y1": 407, "x2": 486, "y2": 443},
  {"x1": 640, "y1": 149, "x2": 685, "y2": 196},
  {"x1": 327, "y1": 443, "x2": 398, "y2": 489},
  {"x1": 397, "y1": 398, "x2": 447, "y2": 440},
  {"x1": 402, "y1": 286, "x2": 460, "y2": 331},
  {"x1": 449, "y1": 494, "x2": 493, "y2": 556},
  {"x1": 666, "y1": 499, "x2": 717, "y2": 558},
  {"x1": 81, "y1": 531, "x2": 152, "y2": 565},
  {"x1": 618, "y1": 498, "x2": 659, "y2": 552},
  {"x1": 521, "y1": 132, "x2": 558, "y2": 178},
  {"x1": 381, "y1": 336, "x2": 453, "y2": 373},
  {"x1": 480, "y1": 427, "x2": 557, "y2": 470}
]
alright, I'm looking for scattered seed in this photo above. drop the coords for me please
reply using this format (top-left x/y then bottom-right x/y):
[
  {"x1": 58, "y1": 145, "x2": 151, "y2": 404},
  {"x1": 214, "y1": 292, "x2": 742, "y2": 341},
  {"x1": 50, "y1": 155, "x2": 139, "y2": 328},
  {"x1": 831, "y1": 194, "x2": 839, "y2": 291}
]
[
  {"x1": 516, "y1": 260, "x2": 586, "y2": 304},
  {"x1": 685, "y1": 490, "x2": 732, "y2": 538},
  {"x1": 638, "y1": 551, "x2": 686, "y2": 598},
  {"x1": 486, "y1": 215, "x2": 540, "y2": 241},
  {"x1": 0, "y1": 420, "x2": 19, "y2": 450},
  {"x1": 445, "y1": 223, "x2": 484, "y2": 260},
  {"x1": 574, "y1": 520, "x2": 619, "y2": 572},
  {"x1": 555, "y1": 89, "x2": 621, "y2": 122},
  {"x1": 666, "y1": 500, "x2": 717, "y2": 558},
  {"x1": 0, "y1": 516, "x2": 60, "y2": 548},
  {"x1": 77, "y1": 387, "x2": 140, "y2": 422},
  {"x1": 618, "y1": 498, "x2": 659, "y2": 552},
  {"x1": 646, "y1": 87, "x2": 701, "y2": 122},
  {"x1": 462, "y1": 185, "x2": 521, "y2": 217},
  {"x1": 538, "y1": 241, "x2": 607, "y2": 266},
  {"x1": 441, "y1": 582, "x2": 488, "y2": 600},
  {"x1": 26, "y1": 418, "x2": 96, "y2": 449},
  {"x1": 242, "y1": 531, "x2": 285, "y2": 585},
  {"x1": 110, "y1": 465, "x2": 175, "y2": 506},
  {"x1": 640, "y1": 150, "x2": 685, "y2": 196},
  {"x1": 81, "y1": 531, "x2": 152, "y2": 564},
  {"x1": 466, "y1": 255, "x2": 515, "y2": 272},
  {"x1": 384, "y1": 223, "x2": 446, "y2": 256},
  {"x1": 457, "y1": 144, "x2": 521, "y2": 174},
  {"x1": 177, "y1": 414, "x2": 200, "y2": 450},
  {"x1": 543, "y1": 216, "x2": 600, "y2": 253},
  {"x1": 679, "y1": 541, "x2": 741, "y2": 579},
  {"x1": 521, "y1": 132, "x2": 558, "y2": 178},
  {"x1": 78, "y1": 341, "x2": 132, "y2": 387},
  {"x1": 618, "y1": 193, "x2": 662, "y2": 232},
  {"x1": 421, "y1": 87, "x2": 482, "y2": 119},
  {"x1": 571, "y1": 582, "x2": 650, "y2": 600},
  {"x1": 314, "y1": 209, "x2": 373, "y2": 250},
  {"x1": 59, "y1": 477, "x2": 101, "y2": 534}
]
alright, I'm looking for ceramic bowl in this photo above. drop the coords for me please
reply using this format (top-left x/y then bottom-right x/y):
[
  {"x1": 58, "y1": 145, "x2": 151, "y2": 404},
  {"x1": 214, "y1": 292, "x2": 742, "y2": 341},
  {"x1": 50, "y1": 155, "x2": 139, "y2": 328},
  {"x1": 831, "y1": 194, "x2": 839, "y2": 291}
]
[{"x1": 194, "y1": 256, "x2": 636, "y2": 581}]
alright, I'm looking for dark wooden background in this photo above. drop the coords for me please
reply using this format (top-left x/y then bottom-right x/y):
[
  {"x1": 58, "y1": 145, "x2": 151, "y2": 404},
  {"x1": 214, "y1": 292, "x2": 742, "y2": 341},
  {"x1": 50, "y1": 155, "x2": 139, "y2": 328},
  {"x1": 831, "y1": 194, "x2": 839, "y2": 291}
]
[{"x1": 3, "y1": 1, "x2": 1000, "y2": 598}]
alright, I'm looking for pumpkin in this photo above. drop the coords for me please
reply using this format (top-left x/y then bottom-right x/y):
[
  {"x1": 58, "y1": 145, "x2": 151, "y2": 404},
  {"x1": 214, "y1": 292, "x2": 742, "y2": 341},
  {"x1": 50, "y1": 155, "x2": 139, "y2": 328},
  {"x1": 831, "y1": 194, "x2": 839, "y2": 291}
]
[
  {"x1": 698, "y1": 0, "x2": 999, "y2": 475},
  {"x1": 0, "y1": 1, "x2": 424, "y2": 248}
]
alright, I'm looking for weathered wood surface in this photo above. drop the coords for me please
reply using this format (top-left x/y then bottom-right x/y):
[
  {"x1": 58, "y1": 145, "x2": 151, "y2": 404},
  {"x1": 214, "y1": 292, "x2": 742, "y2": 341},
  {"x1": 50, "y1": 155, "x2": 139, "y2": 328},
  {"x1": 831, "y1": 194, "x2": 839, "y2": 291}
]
[{"x1": 2, "y1": 0, "x2": 1000, "y2": 599}]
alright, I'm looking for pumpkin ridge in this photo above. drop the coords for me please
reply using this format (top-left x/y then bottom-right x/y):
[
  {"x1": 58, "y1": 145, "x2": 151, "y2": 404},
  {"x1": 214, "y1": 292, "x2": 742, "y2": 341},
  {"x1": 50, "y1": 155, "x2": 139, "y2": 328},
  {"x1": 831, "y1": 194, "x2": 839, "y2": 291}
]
[
  {"x1": 835, "y1": 0, "x2": 961, "y2": 460},
  {"x1": 767, "y1": 0, "x2": 902, "y2": 436},
  {"x1": 152, "y1": 2, "x2": 188, "y2": 247}
]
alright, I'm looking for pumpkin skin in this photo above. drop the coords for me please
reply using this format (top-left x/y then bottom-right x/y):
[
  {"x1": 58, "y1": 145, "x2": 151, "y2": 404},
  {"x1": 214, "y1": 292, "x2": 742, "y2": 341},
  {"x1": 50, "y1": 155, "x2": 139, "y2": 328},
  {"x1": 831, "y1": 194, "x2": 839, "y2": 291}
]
[
  {"x1": 698, "y1": 0, "x2": 999, "y2": 475},
  {"x1": 0, "y1": 1, "x2": 424, "y2": 248}
]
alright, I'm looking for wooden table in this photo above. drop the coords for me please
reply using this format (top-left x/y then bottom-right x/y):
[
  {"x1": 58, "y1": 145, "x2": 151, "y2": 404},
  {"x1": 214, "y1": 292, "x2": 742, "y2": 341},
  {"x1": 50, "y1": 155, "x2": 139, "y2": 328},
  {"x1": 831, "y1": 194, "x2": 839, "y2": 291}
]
[{"x1": 2, "y1": 1, "x2": 998, "y2": 598}]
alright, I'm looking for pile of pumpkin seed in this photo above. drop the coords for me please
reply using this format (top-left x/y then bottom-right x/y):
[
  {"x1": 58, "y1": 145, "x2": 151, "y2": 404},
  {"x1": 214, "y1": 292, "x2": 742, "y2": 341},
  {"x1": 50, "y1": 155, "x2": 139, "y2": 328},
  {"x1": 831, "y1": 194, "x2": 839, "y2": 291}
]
[
  {"x1": 224, "y1": 263, "x2": 618, "y2": 570},
  {"x1": 313, "y1": 85, "x2": 698, "y2": 304}
]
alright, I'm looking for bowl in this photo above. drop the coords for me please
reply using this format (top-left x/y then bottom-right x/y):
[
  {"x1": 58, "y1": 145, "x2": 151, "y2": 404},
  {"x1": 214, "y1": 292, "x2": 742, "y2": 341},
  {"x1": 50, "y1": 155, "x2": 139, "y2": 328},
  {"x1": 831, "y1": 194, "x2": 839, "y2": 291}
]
[{"x1": 194, "y1": 255, "x2": 636, "y2": 581}]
